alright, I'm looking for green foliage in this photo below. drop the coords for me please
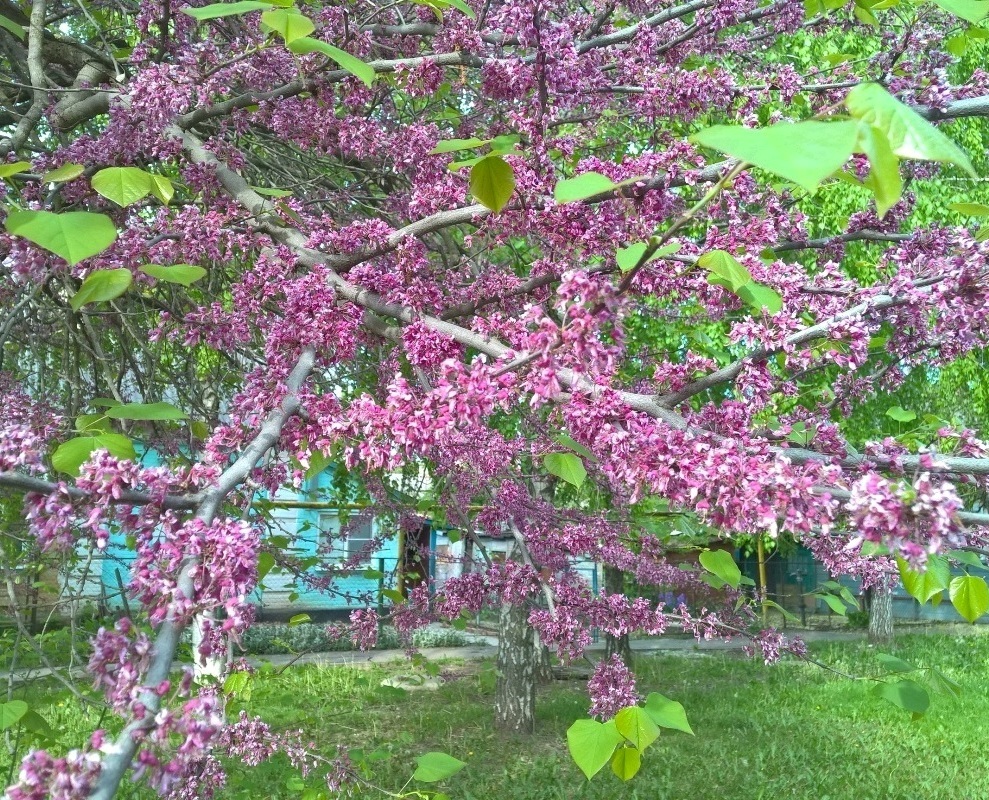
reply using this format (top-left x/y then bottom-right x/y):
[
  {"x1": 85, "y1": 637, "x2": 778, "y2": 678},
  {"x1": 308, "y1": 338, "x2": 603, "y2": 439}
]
[
  {"x1": 69, "y1": 268, "x2": 133, "y2": 310},
  {"x1": 0, "y1": 13, "x2": 24, "y2": 39},
  {"x1": 0, "y1": 700, "x2": 28, "y2": 731},
  {"x1": 614, "y1": 705, "x2": 659, "y2": 749},
  {"x1": 182, "y1": 2, "x2": 275, "y2": 20},
  {"x1": 430, "y1": 137, "x2": 491, "y2": 154},
  {"x1": 554, "y1": 172, "x2": 617, "y2": 203},
  {"x1": 845, "y1": 83, "x2": 976, "y2": 177},
  {"x1": 885, "y1": 406, "x2": 917, "y2": 422},
  {"x1": 898, "y1": 554, "x2": 951, "y2": 604},
  {"x1": 91, "y1": 167, "x2": 172, "y2": 207},
  {"x1": 543, "y1": 452, "x2": 587, "y2": 488},
  {"x1": 468, "y1": 156, "x2": 516, "y2": 212},
  {"x1": 105, "y1": 402, "x2": 188, "y2": 421},
  {"x1": 615, "y1": 242, "x2": 681, "y2": 273},
  {"x1": 568, "y1": 691, "x2": 691, "y2": 782},
  {"x1": 930, "y1": 0, "x2": 989, "y2": 24},
  {"x1": 609, "y1": 746, "x2": 640, "y2": 780},
  {"x1": 261, "y1": 8, "x2": 315, "y2": 43},
  {"x1": 140, "y1": 264, "x2": 208, "y2": 286},
  {"x1": 5, "y1": 210, "x2": 117, "y2": 266},
  {"x1": 566, "y1": 718, "x2": 623, "y2": 779},
  {"x1": 692, "y1": 120, "x2": 860, "y2": 191},
  {"x1": 642, "y1": 692, "x2": 694, "y2": 735},
  {"x1": 809, "y1": 581, "x2": 859, "y2": 616},
  {"x1": 697, "y1": 250, "x2": 782, "y2": 315},
  {"x1": 286, "y1": 38, "x2": 376, "y2": 87},
  {"x1": 871, "y1": 678, "x2": 930, "y2": 717},
  {"x1": 51, "y1": 434, "x2": 137, "y2": 476},
  {"x1": 41, "y1": 163, "x2": 85, "y2": 183},
  {"x1": 698, "y1": 548, "x2": 742, "y2": 589},
  {"x1": 948, "y1": 575, "x2": 989, "y2": 623},
  {"x1": 413, "y1": 751, "x2": 467, "y2": 782},
  {"x1": 14, "y1": 636, "x2": 989, "y2": 798},
  {"x1": 0, "y1": 161, "x2": 30, "y2": 178}
]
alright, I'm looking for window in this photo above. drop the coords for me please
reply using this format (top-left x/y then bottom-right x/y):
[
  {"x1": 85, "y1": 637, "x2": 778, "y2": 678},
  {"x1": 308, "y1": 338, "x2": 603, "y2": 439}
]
[{"x1": 319, "y1": 512, "x2": 374, "y2": 566}]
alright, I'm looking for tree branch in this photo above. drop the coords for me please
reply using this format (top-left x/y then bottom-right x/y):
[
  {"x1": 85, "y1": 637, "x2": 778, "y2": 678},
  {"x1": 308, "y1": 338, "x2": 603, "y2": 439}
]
[
  {"x1": 89, "y1": 347, "x2": 316, "y2": 800},
  {"x1": 0, "y1": 471, "x2": 201, "y2": 510}
]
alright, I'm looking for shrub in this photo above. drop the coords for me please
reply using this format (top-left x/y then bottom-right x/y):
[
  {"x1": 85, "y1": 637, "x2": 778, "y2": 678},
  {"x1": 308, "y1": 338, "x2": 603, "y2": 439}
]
[{"x1": 236, "y1": 622, "x2": 475, "y2": 655}]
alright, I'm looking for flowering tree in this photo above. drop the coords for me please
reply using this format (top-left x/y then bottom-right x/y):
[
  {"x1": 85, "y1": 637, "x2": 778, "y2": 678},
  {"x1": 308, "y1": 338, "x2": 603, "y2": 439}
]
[{"x1": 3, "y1": 0, "x2": 989, "y2": 795}]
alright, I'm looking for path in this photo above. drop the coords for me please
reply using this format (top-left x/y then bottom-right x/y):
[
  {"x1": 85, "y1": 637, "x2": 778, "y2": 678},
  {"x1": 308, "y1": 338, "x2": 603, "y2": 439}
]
[
  {"x1": 247, "y1": 628, "x2": 867, "y2": 670},
  {"x1": 6, "y1": 625, "x2": 986, "y2": 685}
]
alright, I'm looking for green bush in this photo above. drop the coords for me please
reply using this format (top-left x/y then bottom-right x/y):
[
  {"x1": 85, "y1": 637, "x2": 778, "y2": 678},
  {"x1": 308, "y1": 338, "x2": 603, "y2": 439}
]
[
  {"x1": 236, "y1": 622, "x2": 475, "y2": 655},
  {"x1": 846, "y1": 609, "x2": 870, "y2": 629}
]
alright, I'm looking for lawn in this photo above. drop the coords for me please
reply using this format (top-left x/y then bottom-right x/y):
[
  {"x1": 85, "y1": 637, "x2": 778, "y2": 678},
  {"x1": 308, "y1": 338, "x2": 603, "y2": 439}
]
[{"x1": 5, "y1": 633, "x2": 989, "y2": 799}]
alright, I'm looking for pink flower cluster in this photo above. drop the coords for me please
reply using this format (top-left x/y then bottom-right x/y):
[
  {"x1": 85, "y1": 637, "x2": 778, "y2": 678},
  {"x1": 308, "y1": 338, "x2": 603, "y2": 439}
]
[
  {"x1": 587, "y1": 654, "x2": 640, "y2": 720},
  {"x1": 846, "y1": 472, "x2": 963, "y2": 565},
  {"x1": 130, "y1": 517, "x2": 260, "y2": 628}
]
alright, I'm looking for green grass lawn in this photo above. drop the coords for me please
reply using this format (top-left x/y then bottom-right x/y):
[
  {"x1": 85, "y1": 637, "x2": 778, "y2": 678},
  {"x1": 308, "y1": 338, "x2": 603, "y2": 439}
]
[{"x1": 5, "y1": 633, "x2": 989, "y2": 799}]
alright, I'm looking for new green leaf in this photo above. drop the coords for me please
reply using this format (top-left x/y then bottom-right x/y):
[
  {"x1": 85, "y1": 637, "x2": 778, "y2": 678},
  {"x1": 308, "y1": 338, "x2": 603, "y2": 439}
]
[
  {"x1": 876, "y1": 653, "x2": 917, "y2": 674},
  {"x1": 52, "y1": 434, "x2": 137, "y2": 476},
  {"x1": 846, "y1": 83, "x2": 976, "y2": 177},
  {"x1": 698, "y1": 250, "x2": 751, "y2": 292},
  {"x1": 614, "y1": 706, "x2": 660, "y2": 751},
  {"x1": 412, "y1": 752, "x2": 466, "y2": 782},
  {"x1": 6, "y1": 211, "x2": 117, "y2": 266},
  {"x1": 261, "y1": 8, "x2": 315, "y2": 42},
  {"x1": 0, "y1": 161, "x2": 30, "y2": 179},
  {"x1": 439, "y1": 0, "x2": 477, "y2": 18},
  {"x1": 544, "y1": 452, "x2": 587, "y2": 488},
  {"x1": 949, "y1": 202, "x2": 989, "y2": 216},
  {"x1": 610, "y1": 747, "x2": 641, "y2": 781},
  {"x1": 287, "y1": 38, "x2": 376, "y2": 87},
  {"x1": 469, "y1": 156, "x2": 516, "y2": 213},
  {"x1": 873, "y1": 679, "x2": 930, "y2": 716},
  {"x1": 0, "y1": 13, "x2": 25, "y2": 39},
  {"x1": 430, "y1": 137, "x2": 490, "y2": 154},
  {"x1": 643, "y1": 692, "x2": 694, "y2": 735},
  {"x1": 930, "y1": 0, "x2": 989, "y2": 24},
  {"x1": 692, "y1": 120, "x2": 860, "y2": 192},
  {"x1": 949, "y1": 574, "x2": 989, "y2": 623},
  {"x1": 0, "y1": 701, "x2": 28, "y2": 731},
  {"x1": 698, "y1": 549, "x2": 741, "y2": 589},
  {"x1": 857, "y1": 123, "x2": 902, "y2": 217},
  {"x1": 91, "y1": 167, "x2": 156, "y2": 207},
  {"x1": 735, "y1": 282, "x2": 783, "y2": 315},
  {"x1": 886, "y1": 406, "x2": 917, "y2": 422},
  {"x1": 150, "y1": 175, "x2": 174, "y2": 205},
  {"x1": 897, "y1": 554, "x2": 950, "y2": 604},
  {"x1": 42, "y1": 163, "x2": 85, "y2": 183},
  {"x1": 70, "y1": 268, "x2": 133, "y2": 310},
  {"x1": 182, "y1": 2, "x2": 274, "y2": 20},
  {"x1": 566, "y1": 719, "x2": 623, "y2": 780},
  {"x1": 106, "y1": 402, "x2": 188, "y2": 421},
  {"x1": 140, "y1": 264, "x2": 208, "y2": 286},
  {"x1": 555, "y1": 171, "x2": 617, "y2": 203}
]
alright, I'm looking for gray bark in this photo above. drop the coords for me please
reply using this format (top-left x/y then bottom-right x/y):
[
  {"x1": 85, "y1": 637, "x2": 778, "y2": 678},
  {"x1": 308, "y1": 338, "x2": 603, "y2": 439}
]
[
  {"x1": 495, "y1": 601, "x2": 536, "y2": 733},
  {"x1": 868, "y1": 583, "x2": 894, "y2": 645},
  {"x1": 533, "y1": 628, "x2": 554, "y2": 683},
  {"x1": 603, "y1": 565, "x2": 633, "y2": 668}
]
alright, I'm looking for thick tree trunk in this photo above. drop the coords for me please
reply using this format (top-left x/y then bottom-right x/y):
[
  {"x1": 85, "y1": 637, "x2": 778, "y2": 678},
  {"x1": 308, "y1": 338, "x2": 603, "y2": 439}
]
[
  {"x1": 191, "y1": 612, "x2": 226, "y2": 681},
  {"x1": 603, "y1": 565, "x2": 633, "y2": 668},
  {"x1": 868, "y1": 583, "x2": 894, "y2": 645},
  {"x1": 534, "y1": 628, "x2": 554, "y2": 683},
  {"x1": 495, "y1": 601, "x2": 536, "y2": 733}
]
